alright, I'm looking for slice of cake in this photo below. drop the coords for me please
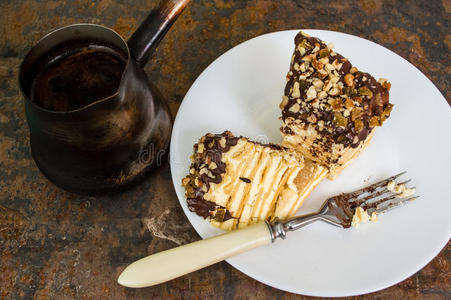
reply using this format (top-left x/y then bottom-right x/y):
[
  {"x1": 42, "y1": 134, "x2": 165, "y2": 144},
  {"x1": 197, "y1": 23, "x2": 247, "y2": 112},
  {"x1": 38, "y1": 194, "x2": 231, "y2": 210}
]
[
  {"x1": 182, "y1": 131, "x2": 327, "y2": 230},
  {"x1": 280, "y1": 31, "x2": 393, "y2": 178}
]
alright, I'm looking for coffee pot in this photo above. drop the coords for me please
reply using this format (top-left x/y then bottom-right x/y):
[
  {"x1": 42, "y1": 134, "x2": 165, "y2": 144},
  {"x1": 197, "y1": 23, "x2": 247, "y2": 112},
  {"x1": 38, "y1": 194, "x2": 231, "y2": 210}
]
[{"x1": 19, "y1": 0, "x2": 191, "y2": 194}]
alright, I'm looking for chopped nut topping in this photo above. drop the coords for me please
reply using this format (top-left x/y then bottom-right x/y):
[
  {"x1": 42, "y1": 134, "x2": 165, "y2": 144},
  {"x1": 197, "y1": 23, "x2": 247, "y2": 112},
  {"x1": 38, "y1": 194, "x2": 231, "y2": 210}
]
[
  {"x1": 325, "y1": 63, "x2": 335, "y2": 72},
  {"x1": 291, "y1": 81, "x2": 301, "y2": 98},
  {"x1": 358, "y1": 86, "x2": 373, "y2": 98},
  {"x1": 354, "y1": 96, "x2": 363, "y2": 105},
  {"x1": 206, "y1": 170, "x2": 215, "y2": 178},
  {"x1": 198, "y1": 143, "x2": 205, "y2": 153},
  {"x1": 289, "y1": 103, "x2": 300, "y2": 113},
  {"x1": 307, "y1": 114, "x2": 317, "y2": 123},
  {"x1": 306, "y1": 86, "x2": 317, "y2": 101},
  {"x1": 312, "y1": 44, "x2": 320, "y2": 53},
  {"x1": 332, "y1": 59, "x2": 343, "y2": 70},
  {"x1": 219, "y1": 137, "x2": 226, "y2": 148},
  {"x1": 311, "y1": 100, "x2": 320, "y2": 108},
  {"x1": 333, "y1": 112, "x2": 347, "y2": 128},
  {"x1": 318, "y1": 90, "x2": 328, "y2": 99},
  {"x1": 312, "y1": 78, "x2": 324, "y2": 89},
  {"x1": 377, "y1": 78, "x2": 388, "y2": 84},
  {"x1": 329, "y1": 97, "x2": 342, "y2": 110},
  {"x1": 329, "y1": 73, "x2": 340, "y2": 83},
  {"x1": 345, "y1": 97, "x2": 354, "y2": 109},
  {"x1": 317, "y1": 69, "x2": 328, "y2": 79},
  {"x1": 280, "y1": 96, "x2": 289, "y2": 109},
  {"x1": 299, "y1": 39, "x2": 313, "y2": 50},
  {"x1": 344, "y1": 74, "x2": 355, "y2": 87},
  {"x1": 369, "y1": 116, "x2": 381, "y2": 127},
  {"x1": 300, "y1": 63, "x2": 306, "y2": 72},
  {"x1": 301, "y1": 67, "x2": 314, "y2": 78},
  {"x1": 312, "y1": 59, "x2": 324, "y2": 70},
  {"x1": 328, "y1": 87, "x2": 340, "y2": 96},
  {"x1": 297, "y1": 45, "x2": 306, "y2": 55},
  {"x1": 181, "y1": 177, "x2": 190, "y2": 186},
  {"x1": 302, "y1": 54, "x2": 314, "y2": 62},
  {"x1": 323, "y1": 80, "x2": 333, "y2": 92},
  {"x1": 379, "y1": 78, "x2": 391, "y2": 90},
  {"x1": 318, "y1": 56, "x2": 329, "y2": 64},
  {"x1": 354, "y1": 119, "x2": 363, "y2": 132},
  {"x1": 380, "y1": 103, "x2": 394, "y2": 121}
]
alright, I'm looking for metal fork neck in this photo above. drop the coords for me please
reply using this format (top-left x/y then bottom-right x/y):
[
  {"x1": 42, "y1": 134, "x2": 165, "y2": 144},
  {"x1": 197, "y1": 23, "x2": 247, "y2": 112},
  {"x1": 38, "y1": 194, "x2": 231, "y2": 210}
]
[
  {"x1": 266, "y1": 203, "x2": 344, "y2": 242},
  {"x1": 266, "y1": 213, "x2": 323, "y2": 242}
]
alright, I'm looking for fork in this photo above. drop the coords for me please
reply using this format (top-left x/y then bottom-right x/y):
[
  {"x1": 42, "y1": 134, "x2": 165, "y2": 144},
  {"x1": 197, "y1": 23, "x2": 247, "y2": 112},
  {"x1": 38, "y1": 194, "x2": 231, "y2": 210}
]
[{"x1": 118, "y1": 172, "x2": 417, "y2": 288}]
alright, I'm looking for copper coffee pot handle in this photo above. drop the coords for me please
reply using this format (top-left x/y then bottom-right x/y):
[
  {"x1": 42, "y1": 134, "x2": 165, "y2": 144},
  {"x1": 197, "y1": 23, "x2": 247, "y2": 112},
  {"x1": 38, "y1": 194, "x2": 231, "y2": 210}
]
[{"x1": 128, "y1": 0, "x2": 191, "y2": 67}]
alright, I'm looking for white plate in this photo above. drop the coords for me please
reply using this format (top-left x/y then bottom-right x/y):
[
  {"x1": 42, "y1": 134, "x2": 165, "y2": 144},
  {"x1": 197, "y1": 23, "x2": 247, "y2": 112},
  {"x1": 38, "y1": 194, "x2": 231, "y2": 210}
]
[{"x1": 169, "y1": 30, "x2": 451, "y2": 297}]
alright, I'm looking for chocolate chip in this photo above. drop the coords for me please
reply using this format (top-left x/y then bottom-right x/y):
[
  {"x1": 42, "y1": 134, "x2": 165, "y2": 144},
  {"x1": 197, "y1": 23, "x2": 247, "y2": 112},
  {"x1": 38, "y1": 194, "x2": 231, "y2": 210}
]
[{"x1": 239, "y1": 177, "x2": 251, "y2": 183}]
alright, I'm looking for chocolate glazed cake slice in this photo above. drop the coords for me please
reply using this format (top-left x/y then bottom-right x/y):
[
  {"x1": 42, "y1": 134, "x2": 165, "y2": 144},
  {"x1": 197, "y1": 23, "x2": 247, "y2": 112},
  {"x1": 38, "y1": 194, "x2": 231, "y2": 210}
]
[
  {"x1": 280, "y1": 31, "x2": 393, "y2": 179},
  {"x1": 182, "y1": 131, "x2": 326, "y2": 230}
]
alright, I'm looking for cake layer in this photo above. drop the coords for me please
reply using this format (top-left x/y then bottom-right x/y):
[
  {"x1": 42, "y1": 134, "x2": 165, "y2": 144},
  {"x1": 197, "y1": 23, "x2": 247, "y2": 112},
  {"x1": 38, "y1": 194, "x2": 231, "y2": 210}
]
[{"x1": 182, "y1": 131, "x2": 326, "y2": 230}]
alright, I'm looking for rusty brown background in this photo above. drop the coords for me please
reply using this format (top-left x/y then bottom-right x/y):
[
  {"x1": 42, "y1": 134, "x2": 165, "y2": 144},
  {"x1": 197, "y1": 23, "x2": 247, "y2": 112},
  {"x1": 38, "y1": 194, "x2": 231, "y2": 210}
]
[{"x1": 0, "y1": 0, "x2": 450, "y2": 299}]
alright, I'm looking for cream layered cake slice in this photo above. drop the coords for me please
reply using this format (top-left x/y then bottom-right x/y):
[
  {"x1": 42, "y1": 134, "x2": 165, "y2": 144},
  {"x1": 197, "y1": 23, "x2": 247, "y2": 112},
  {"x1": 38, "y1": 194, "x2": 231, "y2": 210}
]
[
  {"x1": 182, "y1": 131, "x2": 327, "y2": 230},
  {"x1": 280, "y1": 31, "x2": 393, "y2": 179}
]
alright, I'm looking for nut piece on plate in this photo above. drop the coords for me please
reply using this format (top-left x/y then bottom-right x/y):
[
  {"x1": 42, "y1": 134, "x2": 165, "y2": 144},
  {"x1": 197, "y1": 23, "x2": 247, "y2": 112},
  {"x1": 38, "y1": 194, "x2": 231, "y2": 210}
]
[
  {"x1": 280, "y1": 31, "x2": 393, "y2": 179},
  {"x1": 182, "y1": 131, "x2": 327, "y2": 230}
]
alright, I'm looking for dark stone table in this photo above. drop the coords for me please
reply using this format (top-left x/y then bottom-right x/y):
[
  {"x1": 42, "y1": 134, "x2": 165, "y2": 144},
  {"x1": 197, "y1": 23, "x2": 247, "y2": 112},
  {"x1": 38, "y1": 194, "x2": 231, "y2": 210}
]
[{"x1": 0, "y1": 0, "x2": 449, "y2": 298}]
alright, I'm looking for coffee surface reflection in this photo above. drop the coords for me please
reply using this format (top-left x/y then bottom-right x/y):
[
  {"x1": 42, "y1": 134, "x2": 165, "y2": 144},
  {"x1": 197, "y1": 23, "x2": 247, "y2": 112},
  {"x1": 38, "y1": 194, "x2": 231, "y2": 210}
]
[{"x1": 30, "y1": 40, "x2": 127, "y2": 112}]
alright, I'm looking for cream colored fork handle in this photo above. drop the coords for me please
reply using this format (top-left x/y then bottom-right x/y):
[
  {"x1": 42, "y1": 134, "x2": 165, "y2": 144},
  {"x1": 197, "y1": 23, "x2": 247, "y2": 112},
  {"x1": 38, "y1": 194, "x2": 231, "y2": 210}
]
[{"x1": 117, "y1": 222, "x2": 272, "y2": 288}]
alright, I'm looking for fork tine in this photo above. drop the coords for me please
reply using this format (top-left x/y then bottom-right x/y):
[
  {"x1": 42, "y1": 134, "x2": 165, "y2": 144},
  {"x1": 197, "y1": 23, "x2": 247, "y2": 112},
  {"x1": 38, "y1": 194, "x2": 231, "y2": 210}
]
[
  {"x1": 351, "y1": 188, "x2": 393, "y2": 207},
  {"x1": 361, "y1": 194, "x2": 397, "y2": 210},
  {"x1": 352, "y1": 179, "x2": 414, "y2": 207},
  {"x1": 344, "y1": 171, "x2": 407, "y2": 199},
  {"x1": 368, "y1": 196, "x2": 419, "y2": 215},
  {"x1": 397, "y1": 179, "x2": 411, "y2": 186}
]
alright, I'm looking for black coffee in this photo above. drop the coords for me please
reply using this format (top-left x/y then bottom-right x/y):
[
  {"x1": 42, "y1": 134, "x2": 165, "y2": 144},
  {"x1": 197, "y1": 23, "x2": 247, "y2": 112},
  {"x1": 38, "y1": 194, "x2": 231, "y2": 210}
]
[{"x1": 30, "y1": 40, "x2": 127, "y2": 112}]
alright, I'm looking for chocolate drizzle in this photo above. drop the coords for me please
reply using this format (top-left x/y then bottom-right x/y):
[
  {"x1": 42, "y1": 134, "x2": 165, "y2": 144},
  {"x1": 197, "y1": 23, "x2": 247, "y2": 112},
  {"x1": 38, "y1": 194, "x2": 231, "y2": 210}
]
[
  {"x1": 281, "y1": 32, "x2": 392, "y2": 151},
  {"x1": 182, "y1": 131, "x2": 239, "y2": 222}
]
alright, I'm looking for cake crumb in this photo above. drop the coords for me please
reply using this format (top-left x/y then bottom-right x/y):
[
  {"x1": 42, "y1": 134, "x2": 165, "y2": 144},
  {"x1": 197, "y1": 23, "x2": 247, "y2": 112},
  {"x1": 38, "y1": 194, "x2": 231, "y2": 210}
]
[
  {"x1": 370, "y1": 212, "x2": 378, "y2": 222},
  {"x1": 351, "y1": 207, "x2": 370, "y2": 228},
  {"x1": 387, "y1": 180, "x2": 416, "y2": 198}
]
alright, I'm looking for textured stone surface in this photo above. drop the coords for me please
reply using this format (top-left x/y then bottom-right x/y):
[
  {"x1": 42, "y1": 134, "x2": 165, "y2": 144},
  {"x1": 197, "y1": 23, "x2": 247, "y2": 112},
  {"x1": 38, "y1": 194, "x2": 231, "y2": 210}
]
[{"x1": 0, "y1": 0, "x2": 450, "y2": 299}]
